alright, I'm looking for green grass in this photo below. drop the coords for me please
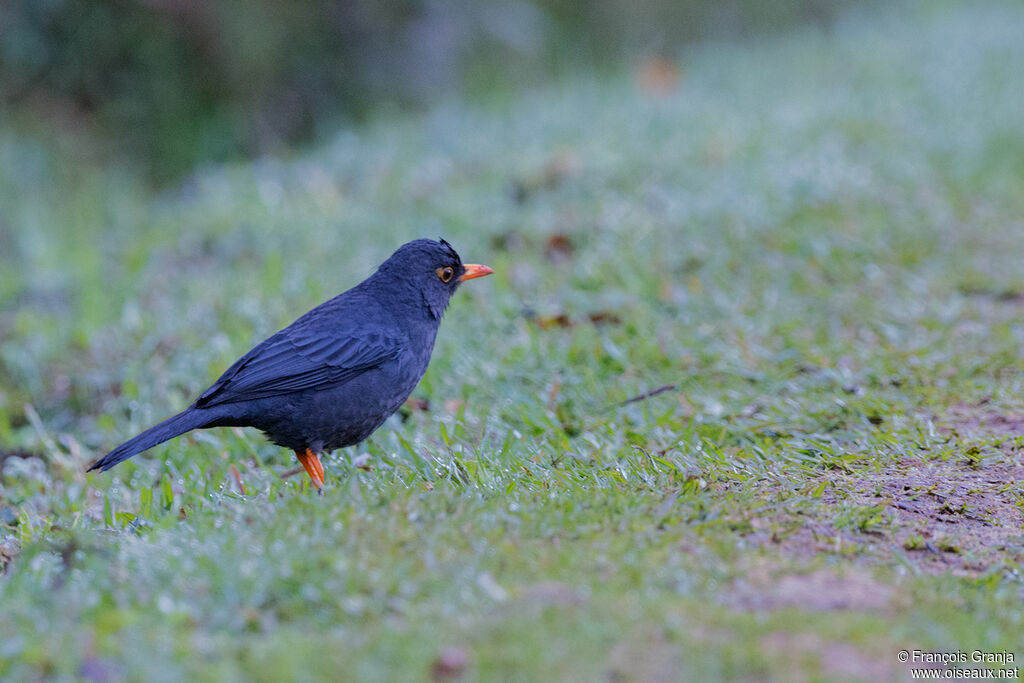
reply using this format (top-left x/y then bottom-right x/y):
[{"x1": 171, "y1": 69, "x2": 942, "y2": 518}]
[{"x1": 3, "y1": 2, "x2": 1024, "y2": 680}]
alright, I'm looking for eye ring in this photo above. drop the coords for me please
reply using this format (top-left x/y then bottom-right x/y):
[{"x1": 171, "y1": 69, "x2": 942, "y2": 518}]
[{"x1": 437, "y1": 266, "x2": 454, "y2": 283}]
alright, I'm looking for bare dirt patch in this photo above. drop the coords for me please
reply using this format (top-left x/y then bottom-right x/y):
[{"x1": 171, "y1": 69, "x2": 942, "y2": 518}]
[
  {"x1": 940, "y1": 401, "x2": 1024, "y2": 437},
  {"x1": 758, "y1": 632, "x2": 899, "y2": 683},
  {"x1": 606, "y1": 628, "x2": 683, "y2": 683},
  {"x1": 768, "y1": 456, "x2": 1024, "y2": 575},
  {"x1": 518, "y1": 581, "x2": 588, "y2": 607},
  {"x1": 849, "y1": 457, "x2": 1024, "y2": 574},
  {"x1": 745, "y1": 415, "x2": 1024, "y2": 576},
  {"x1": 725, "y1": 567, "x2": 896, "y2": 612}
]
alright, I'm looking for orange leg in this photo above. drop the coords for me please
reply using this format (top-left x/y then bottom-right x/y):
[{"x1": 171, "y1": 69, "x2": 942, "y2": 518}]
[{"x1": 295, "y1": 448, "x2": 325, "y2": 489}]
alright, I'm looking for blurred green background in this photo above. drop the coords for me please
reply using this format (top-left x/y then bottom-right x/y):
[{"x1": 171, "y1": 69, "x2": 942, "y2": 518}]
[{"x1": 2, "y1": 0, "x2": 851, "y2": 183}]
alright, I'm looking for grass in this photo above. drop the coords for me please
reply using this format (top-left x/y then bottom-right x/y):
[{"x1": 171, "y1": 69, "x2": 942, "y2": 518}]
[{"x1": 3, "y1": 2, "x2": 1024, "y2": 680}]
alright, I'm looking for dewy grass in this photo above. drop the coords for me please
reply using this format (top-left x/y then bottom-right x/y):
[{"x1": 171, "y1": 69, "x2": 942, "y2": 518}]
[{"x1": 3, "y1": 2, "x2": 1024, "y2": 680}]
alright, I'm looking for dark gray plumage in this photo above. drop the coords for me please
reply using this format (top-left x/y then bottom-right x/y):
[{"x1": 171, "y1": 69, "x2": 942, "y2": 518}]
[{"x1": 87, "y1": 239, "x2": 493, "y2": 487}]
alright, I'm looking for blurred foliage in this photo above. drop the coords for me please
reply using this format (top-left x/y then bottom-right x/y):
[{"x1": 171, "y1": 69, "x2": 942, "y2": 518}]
[{"x1": 1, "y1": 0, "x2": 852, "y2": 182}]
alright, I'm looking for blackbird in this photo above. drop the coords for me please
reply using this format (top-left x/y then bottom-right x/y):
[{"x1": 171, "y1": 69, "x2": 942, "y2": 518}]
[{"x1": 87, "y1": 238, "x2": 493, "y2": 488}]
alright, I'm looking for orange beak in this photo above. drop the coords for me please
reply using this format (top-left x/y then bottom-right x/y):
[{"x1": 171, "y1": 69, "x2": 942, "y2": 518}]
[{"x1": 459, "y1": 264, "x2": 494, "y2": 282}]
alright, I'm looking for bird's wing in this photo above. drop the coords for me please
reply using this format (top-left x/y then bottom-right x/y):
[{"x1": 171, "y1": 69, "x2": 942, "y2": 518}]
[{"x1": 195, "y1": 304, "x2": 404, "y2": 408}]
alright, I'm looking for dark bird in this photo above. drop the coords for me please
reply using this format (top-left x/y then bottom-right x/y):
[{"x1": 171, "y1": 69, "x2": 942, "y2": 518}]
[{"x1": 88, "y1": 239, "x2": 493, "y2": 488}]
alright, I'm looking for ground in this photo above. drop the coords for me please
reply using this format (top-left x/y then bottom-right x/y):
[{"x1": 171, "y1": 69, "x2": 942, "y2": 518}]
[{"x1": 2, "y1": 3, "x2": 1024, "y2": 681}]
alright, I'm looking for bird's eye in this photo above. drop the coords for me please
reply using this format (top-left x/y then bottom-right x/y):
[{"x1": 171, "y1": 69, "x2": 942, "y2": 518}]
[{"x1": 437, "y1": 266, "x2": 454, "y2": 283}]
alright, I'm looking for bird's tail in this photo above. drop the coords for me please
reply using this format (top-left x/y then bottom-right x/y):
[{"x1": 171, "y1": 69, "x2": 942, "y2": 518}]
[{"x1": 87, "y1": 408, "x2": 208, "y2": 472}]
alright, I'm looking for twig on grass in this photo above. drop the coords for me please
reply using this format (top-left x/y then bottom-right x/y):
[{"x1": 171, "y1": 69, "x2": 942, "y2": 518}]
[
  {"x1": 280, "y1": 466, "x2": 305, "y2": 479},
  {"x1": 615, "y1": 384, "x2": 677, "y2": 408}
]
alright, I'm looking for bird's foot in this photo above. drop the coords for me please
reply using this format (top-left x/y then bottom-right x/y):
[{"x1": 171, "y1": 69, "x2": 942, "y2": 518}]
[{"x1": 295, "y1": 448, "x2": 325, "y2": 490}]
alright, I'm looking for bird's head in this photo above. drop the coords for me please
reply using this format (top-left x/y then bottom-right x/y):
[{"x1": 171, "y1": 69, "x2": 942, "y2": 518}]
[{"x1": 374, "y1": 238, "x2": 493, "y2": 319}]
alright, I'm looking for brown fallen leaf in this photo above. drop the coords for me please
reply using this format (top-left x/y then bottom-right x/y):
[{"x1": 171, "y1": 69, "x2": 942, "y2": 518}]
[
  {"x1": 404, "y1": 398, "x2": 431, "y2": 412},
  {"x1": 534, "y1": 313, "x2": 573, "y2": 329},
  {"x1": 544, "y1": 233, "x2": 574, "y2": 263},
  {"x1": 431, "y1": 646, "x2": 469, "y2": 680},
  {"x1": 636, "y1": 56, "x2": 682, "y2": 96},
  {"x1": 587, "y1": 311, "x2": 621, "y2": 326},
  {"x1": 529, "y1": 310, "x2": 622, "y2": 330}
]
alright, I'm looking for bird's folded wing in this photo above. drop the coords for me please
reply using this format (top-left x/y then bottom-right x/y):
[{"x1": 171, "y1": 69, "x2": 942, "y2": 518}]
[{"x1": 194, "y1": 322, "x2": 403, "y2": 408}]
